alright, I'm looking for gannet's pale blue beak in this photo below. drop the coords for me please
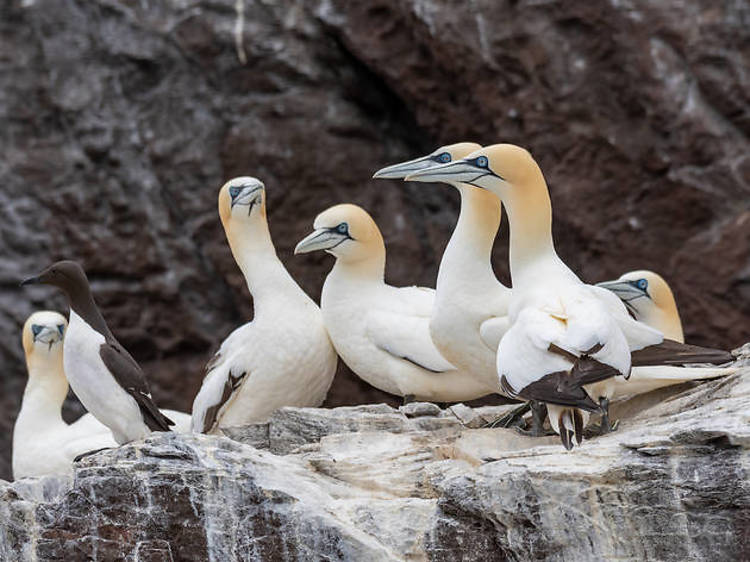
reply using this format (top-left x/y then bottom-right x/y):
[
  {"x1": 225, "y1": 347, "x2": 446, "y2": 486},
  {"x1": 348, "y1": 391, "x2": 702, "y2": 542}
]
[
  {"x1": 373, "y1": 155, "x2": 438, "y2": 180},
  {"x1": 405, "y1": 159, "x2": 489, "y2": 185},
  {"x1": 295, "y1": 229, "x2": 347, "y2": 255}
]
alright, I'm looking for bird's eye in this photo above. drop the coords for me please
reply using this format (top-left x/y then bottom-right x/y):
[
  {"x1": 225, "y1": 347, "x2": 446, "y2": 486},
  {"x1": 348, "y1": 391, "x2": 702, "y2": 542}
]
[
  {"x1": 637, "y1": 279, "x2": 648, "y2": 290},
  {"x1": 57, "y1": 324, "x2": 65, "y2": 336},
  {"x1": 436, "y1": 152, "x2": 451, "y2": 163},
  {"x1": 31, "y1": 325, "x2": 42, "y2": 337},
  {"x1": 336, "y1": 223, "x2": 349, "y2": 235},
  {"x1": 476, "y1": 156, "x2": 489, "y2": 168},
  {"x1": 229, "y1": 185, "x2": 242, "y2": 199}
]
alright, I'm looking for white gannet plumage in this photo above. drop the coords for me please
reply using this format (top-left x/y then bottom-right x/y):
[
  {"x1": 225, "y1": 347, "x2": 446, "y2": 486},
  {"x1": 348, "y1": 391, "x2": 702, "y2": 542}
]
[
  {"x1": 295, "y1": 203, "x2": 496, "y2": 402},
  {"x1": 407, "y1": 144, "x2": 734, "y2": 448},
  {"x1": 191, "y1": 177, "x2": 338, "y2": 434},
  {"x1": 597, "y1": 270, "x2": 684, "y2": 343},
  {"x1": 374, "y1": 143, "x2": 512, "y2": 392}
]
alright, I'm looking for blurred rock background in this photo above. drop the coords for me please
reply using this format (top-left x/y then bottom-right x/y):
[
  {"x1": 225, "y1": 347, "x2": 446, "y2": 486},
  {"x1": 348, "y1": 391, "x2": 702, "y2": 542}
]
[{"x1": 0, "y1": 0, "x2": 748, "y2": 480}]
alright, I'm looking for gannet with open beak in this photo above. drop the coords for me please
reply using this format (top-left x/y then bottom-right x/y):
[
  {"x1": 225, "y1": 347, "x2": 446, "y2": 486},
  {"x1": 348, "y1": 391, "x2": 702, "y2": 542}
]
[
  {"x1": 191, "y1": 177, "x2": 338, "y2": 434},
  {"x1": 295, "y1": 204, "x2": 495, "y2": 401},
  {"x1": 12, "y1": 311, "x2": 192, "y2": 479},
  {"x1": 374, "y1": 143, "x2": 512, "y2": 392},
  {"x1": 22, "y1": 261, "x2": 175, "y2": 445},
  {"x1": 407, "y1": 144, "x2": 734, "y2": 449},
  {"x1": 597, "y1": 270, "x2": 684, "y2": 343}
]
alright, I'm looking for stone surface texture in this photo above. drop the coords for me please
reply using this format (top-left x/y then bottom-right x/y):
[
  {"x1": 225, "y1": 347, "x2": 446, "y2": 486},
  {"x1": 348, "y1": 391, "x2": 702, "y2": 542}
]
[
  {"x1": 1, "y1": 352, "x2": 749, "y2": 561},
  {"x1": 1, "y1": 0, "x2": 748, "y2": 481}
]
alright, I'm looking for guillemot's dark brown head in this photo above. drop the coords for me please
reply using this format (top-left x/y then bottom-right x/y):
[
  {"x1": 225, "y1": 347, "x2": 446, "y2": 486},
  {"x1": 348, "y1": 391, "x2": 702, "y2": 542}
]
[{"x1": 22, "y1": 260, "x2": 90, "y2": 297}]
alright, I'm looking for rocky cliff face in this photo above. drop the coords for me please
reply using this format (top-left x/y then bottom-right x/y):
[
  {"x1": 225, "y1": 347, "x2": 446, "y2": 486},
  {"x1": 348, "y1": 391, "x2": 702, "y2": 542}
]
[
  {"x1": 1, "y1": 353, "x2": 748, "y2": 561},
  {"x1": 1, "y1": 0, "x2": 748, "y2": 480}
]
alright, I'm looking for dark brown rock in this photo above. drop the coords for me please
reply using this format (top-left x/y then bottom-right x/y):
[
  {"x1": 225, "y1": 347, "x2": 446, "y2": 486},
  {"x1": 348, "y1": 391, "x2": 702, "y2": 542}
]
[{"x1": 1, "y1": 0, "x2": 748, "y2": 481}]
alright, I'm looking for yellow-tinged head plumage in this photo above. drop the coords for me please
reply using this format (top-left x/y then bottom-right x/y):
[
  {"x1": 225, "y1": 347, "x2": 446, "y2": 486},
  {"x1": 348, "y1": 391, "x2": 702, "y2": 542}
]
[
  {"x1": 22, "y1": 311, "x2": 67, "y2": 358},
  {"x1": 218, "y1": 176, "x2": 267, "y2": 228},
  {"x1": 295, "y1": 203, "x2": 384, "y2": 263},
  {"x1": 597, "y1": 270, "x2": 684, "y2": 342},
  {"x1": 374, "y1": 142, "x2": 482, "y2": 180}
]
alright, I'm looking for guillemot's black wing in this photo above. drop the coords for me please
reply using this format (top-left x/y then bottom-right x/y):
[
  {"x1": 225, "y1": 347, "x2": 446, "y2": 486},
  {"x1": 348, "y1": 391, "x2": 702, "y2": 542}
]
[
  {"x1": 631, "y1": 339, "x2": 734, "y2": 366},
  {"x1": 99, "y1": 341, "x2": 174, "y2": 431}
]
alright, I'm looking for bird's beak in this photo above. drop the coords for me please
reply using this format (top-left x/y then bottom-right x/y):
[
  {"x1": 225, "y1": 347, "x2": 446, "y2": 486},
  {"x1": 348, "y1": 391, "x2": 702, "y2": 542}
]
[
  {"x1": 294, "y1": 229, "x2": 342, "y2": 255},
  {"x1": 20, "y1": 275, "x2": 41, "y2": 287},
  {"x1": 373, "y1": 155, "x2": 437, "y2": 180},
  {"x1": 596, "y1": 280, "x2": 644, "y2": 300},
  {"x1": 405, "y1": 159, "x2": 487, "y2": 185}
]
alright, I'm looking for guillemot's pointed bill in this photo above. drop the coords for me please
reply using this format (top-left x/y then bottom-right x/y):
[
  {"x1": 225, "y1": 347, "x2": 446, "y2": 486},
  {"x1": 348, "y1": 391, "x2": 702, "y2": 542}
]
[
  {"x1": 190, "y1": 177, "x2": 337, "y2": 434},
  {"x1": 22, "y1": 261, "x2": 173, "y2": 444},
  {"x1": 372, "y1": 142, "x2": 482, "y2": 179}
]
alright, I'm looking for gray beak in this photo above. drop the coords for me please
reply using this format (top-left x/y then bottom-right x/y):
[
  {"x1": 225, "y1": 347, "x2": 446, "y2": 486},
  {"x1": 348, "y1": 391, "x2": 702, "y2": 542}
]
[
  {"x1": 294, "y1": 229, "x2": 347, "y2": 255},
  {"x1": 372, "y1": 155, "x2": 437, "y2": 180},
  {"x1": 596, "y1": 280, "x2": 645, "y2": 300},
  {"x1": 20, "y1": 275, "x2": 41, "y2": 287},
  {"x1": 405, "y1": 159, "x2": 488, "y2": 185}
]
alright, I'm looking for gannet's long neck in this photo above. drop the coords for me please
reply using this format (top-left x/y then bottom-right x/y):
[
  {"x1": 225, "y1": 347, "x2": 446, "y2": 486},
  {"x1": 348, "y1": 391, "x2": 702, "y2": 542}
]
[
  {"x1": 436, "y1": 185, "x2": 503, "y2": 296},
  {"x1": 501, "y1": 169, "x2": 574, "y2": 288},
  {"x1": 225, "y1": 214, "x2": 305, "y2": 315},
  {"x1": 17, "y1": 350, "x2": 68, "y2": 430},
  {"x1": 329, "y1": 244, "x2": 386, "y2": 285}
]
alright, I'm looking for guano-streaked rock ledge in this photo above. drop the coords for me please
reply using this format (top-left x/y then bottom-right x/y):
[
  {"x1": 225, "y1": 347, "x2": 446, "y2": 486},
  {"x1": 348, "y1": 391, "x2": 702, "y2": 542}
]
[{"x1": 1, "y1": 347, "x2": 749, "y2": 561}]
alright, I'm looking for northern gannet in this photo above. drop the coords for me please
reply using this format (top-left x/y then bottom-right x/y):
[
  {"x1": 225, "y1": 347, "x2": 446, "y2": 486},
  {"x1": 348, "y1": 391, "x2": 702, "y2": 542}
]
[
  {"x1": 407, "y1": 144, "x2": 734, "y2": 448},
  {"x1": 22, "y1": 261, "x2": 174, "y2": 444},
  {"x1": 191, "y1": 177, "x2": 337, "y2": 433},
  {"x1": 597, "y1": 270, "x2": 684, "y2": 343},
  {"x1": 12, "y1": 311, "x2": 115, "y2": 479},
  {"x1": 295, "y1": 203, "x2": 495, "y2": 402},
  {"x1": 374, "y1": 143, "x2": 512, "y2": 392}
]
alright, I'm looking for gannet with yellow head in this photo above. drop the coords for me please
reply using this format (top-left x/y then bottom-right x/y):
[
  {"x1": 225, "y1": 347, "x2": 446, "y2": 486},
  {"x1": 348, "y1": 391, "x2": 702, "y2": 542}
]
[
  {"x1": 597, "y1": 270, "x2": 683, "y2": 343},
  {"x1": 295, "y1": 203, "x2": 495, "y2": 401},
  {"x1": 191, "y1": 177, "x2": 338, "y2": 433},
  {"x1": 374, "y1": 143, "x2": 512, "y2": 392},
  {"x1": 407, "y1": 144, "x2": 733, "y2": 448},
  {"x1": 12, "y1": 311, "x2": 115, "y2": 479}
]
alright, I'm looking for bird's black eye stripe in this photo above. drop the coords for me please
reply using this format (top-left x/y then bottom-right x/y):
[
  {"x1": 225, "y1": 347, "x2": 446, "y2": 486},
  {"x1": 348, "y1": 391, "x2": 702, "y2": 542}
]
[{"x1": 431, "y1": 152, "x2": 451, "y2": 164}]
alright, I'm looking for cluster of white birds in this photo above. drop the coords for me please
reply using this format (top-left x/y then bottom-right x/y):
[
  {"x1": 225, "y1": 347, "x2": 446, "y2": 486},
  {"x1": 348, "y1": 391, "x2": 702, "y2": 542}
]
[{"x1": 14, "y1": 142, "x2": 736, "y2": 480}]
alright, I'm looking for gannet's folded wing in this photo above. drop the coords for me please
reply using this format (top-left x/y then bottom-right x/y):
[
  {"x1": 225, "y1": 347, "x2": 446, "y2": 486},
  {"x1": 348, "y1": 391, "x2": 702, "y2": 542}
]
[
  {"x1": 191, "y1": 360, "x2": 249, "y2": 433},
  {"x1": 366, "y1": 309, "x2": 456, "y2": 373},
  {"x1": 479, "y1": 315, "x2": 510, "y2": 351}
]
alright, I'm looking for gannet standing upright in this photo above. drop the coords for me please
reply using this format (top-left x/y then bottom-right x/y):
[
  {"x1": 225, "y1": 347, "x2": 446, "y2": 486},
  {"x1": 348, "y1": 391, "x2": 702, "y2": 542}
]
[
  {"x1": 295, "y1": 204, "x2": 495, "y2": 402},
  {"x1": 12, "y1": 311, "x2": 116, "y2": 479},
  {"x1": 373, "y1": 143, "x2": 512, "y2": 391},
  {"x1": 22, "y1": 262, "x2": 174, "y2": 444},
  {"x1": 597, "y1": 270, "x2": 684, "y2": 342},
  {"x1": 191, "y1": 177, "x2": 337, "y2": 433},
  {"x1": 407, "y1": 144, "x2": 734, "y2": 449}
]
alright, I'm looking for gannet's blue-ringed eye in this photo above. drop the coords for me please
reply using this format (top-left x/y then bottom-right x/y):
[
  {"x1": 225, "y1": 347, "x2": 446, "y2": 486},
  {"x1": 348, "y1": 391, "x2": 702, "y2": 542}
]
[
  {"x1": 336, "y1": 223, "x2": 349, "y2": 235},
  {"x1": 435, "y1": 152, "x2": 451, "y2": 164},
  {"x1": 476, "y1": 156, "x2": 489, "y2": 168},
  {"x1": 31, "y1": 325, "x2": 42, "y2": 337},
  {"x1": 637, "y1": 279, "x2": 648, "y2": 291},
  {"x1": 57, "y1": 324, "x2": 65, "y2": 336},
  {"x1": 229, "y1": 185, "x2": 242, "y2": 199}
]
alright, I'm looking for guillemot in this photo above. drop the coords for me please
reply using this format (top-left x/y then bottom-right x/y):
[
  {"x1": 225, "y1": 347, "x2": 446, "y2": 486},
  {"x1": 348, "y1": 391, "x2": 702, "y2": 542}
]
[
  {"x1": 191, "y1": 177, "x2": 338, "y2": 434},
  {"x1": 407, "y1": 144, "x2": 734, "y2": 449},
  {"x1": 295, "y1": 203, "x2": 495, "y2": 402},
  {"x1": 22, "y1": 261, "x2": 174, "y2": 444}
]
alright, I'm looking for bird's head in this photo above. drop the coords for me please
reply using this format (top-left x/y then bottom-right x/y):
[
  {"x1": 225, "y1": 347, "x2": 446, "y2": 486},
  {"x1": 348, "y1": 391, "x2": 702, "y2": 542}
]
[
  {"x1": 372, "y1": 142, "x2": 482, "y2": 180},
  {"x1": 21, "y1": 260, "x2": 89, "y2": 298},
  {"x1": 295, "y1": 204, "x2": 383, "y2": 263},
  {"x1": 597, "y1": 270, "x2": 674, "y2": 317},
  {"x1": 218, "y1": 176, "x2": 266, "y2": 227},
  {"x1": 22, "y1": 310, "x2": 67, "y2": 356},
  {"x1": 406, "y1": 143, "x2": 541, "y2": 197}
]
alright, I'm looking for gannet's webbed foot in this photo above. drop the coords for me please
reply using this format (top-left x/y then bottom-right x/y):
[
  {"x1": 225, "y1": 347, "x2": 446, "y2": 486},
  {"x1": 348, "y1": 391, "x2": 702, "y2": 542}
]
[
  {"x1": 585, "y1": 397, "x2": 619, "y2": 437},
  {"x1": 73, "y1": 447, "x2": 112, "y2": 463},
  {"x1": 485, "y1": 401, "x2": 530, "y2": 428},
  {"x1": 402, "y1": 394, "x2": 417, "y2": 406},
  {"x1": 513, "y1": 401, "x2": 555, "y2": 437}
]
